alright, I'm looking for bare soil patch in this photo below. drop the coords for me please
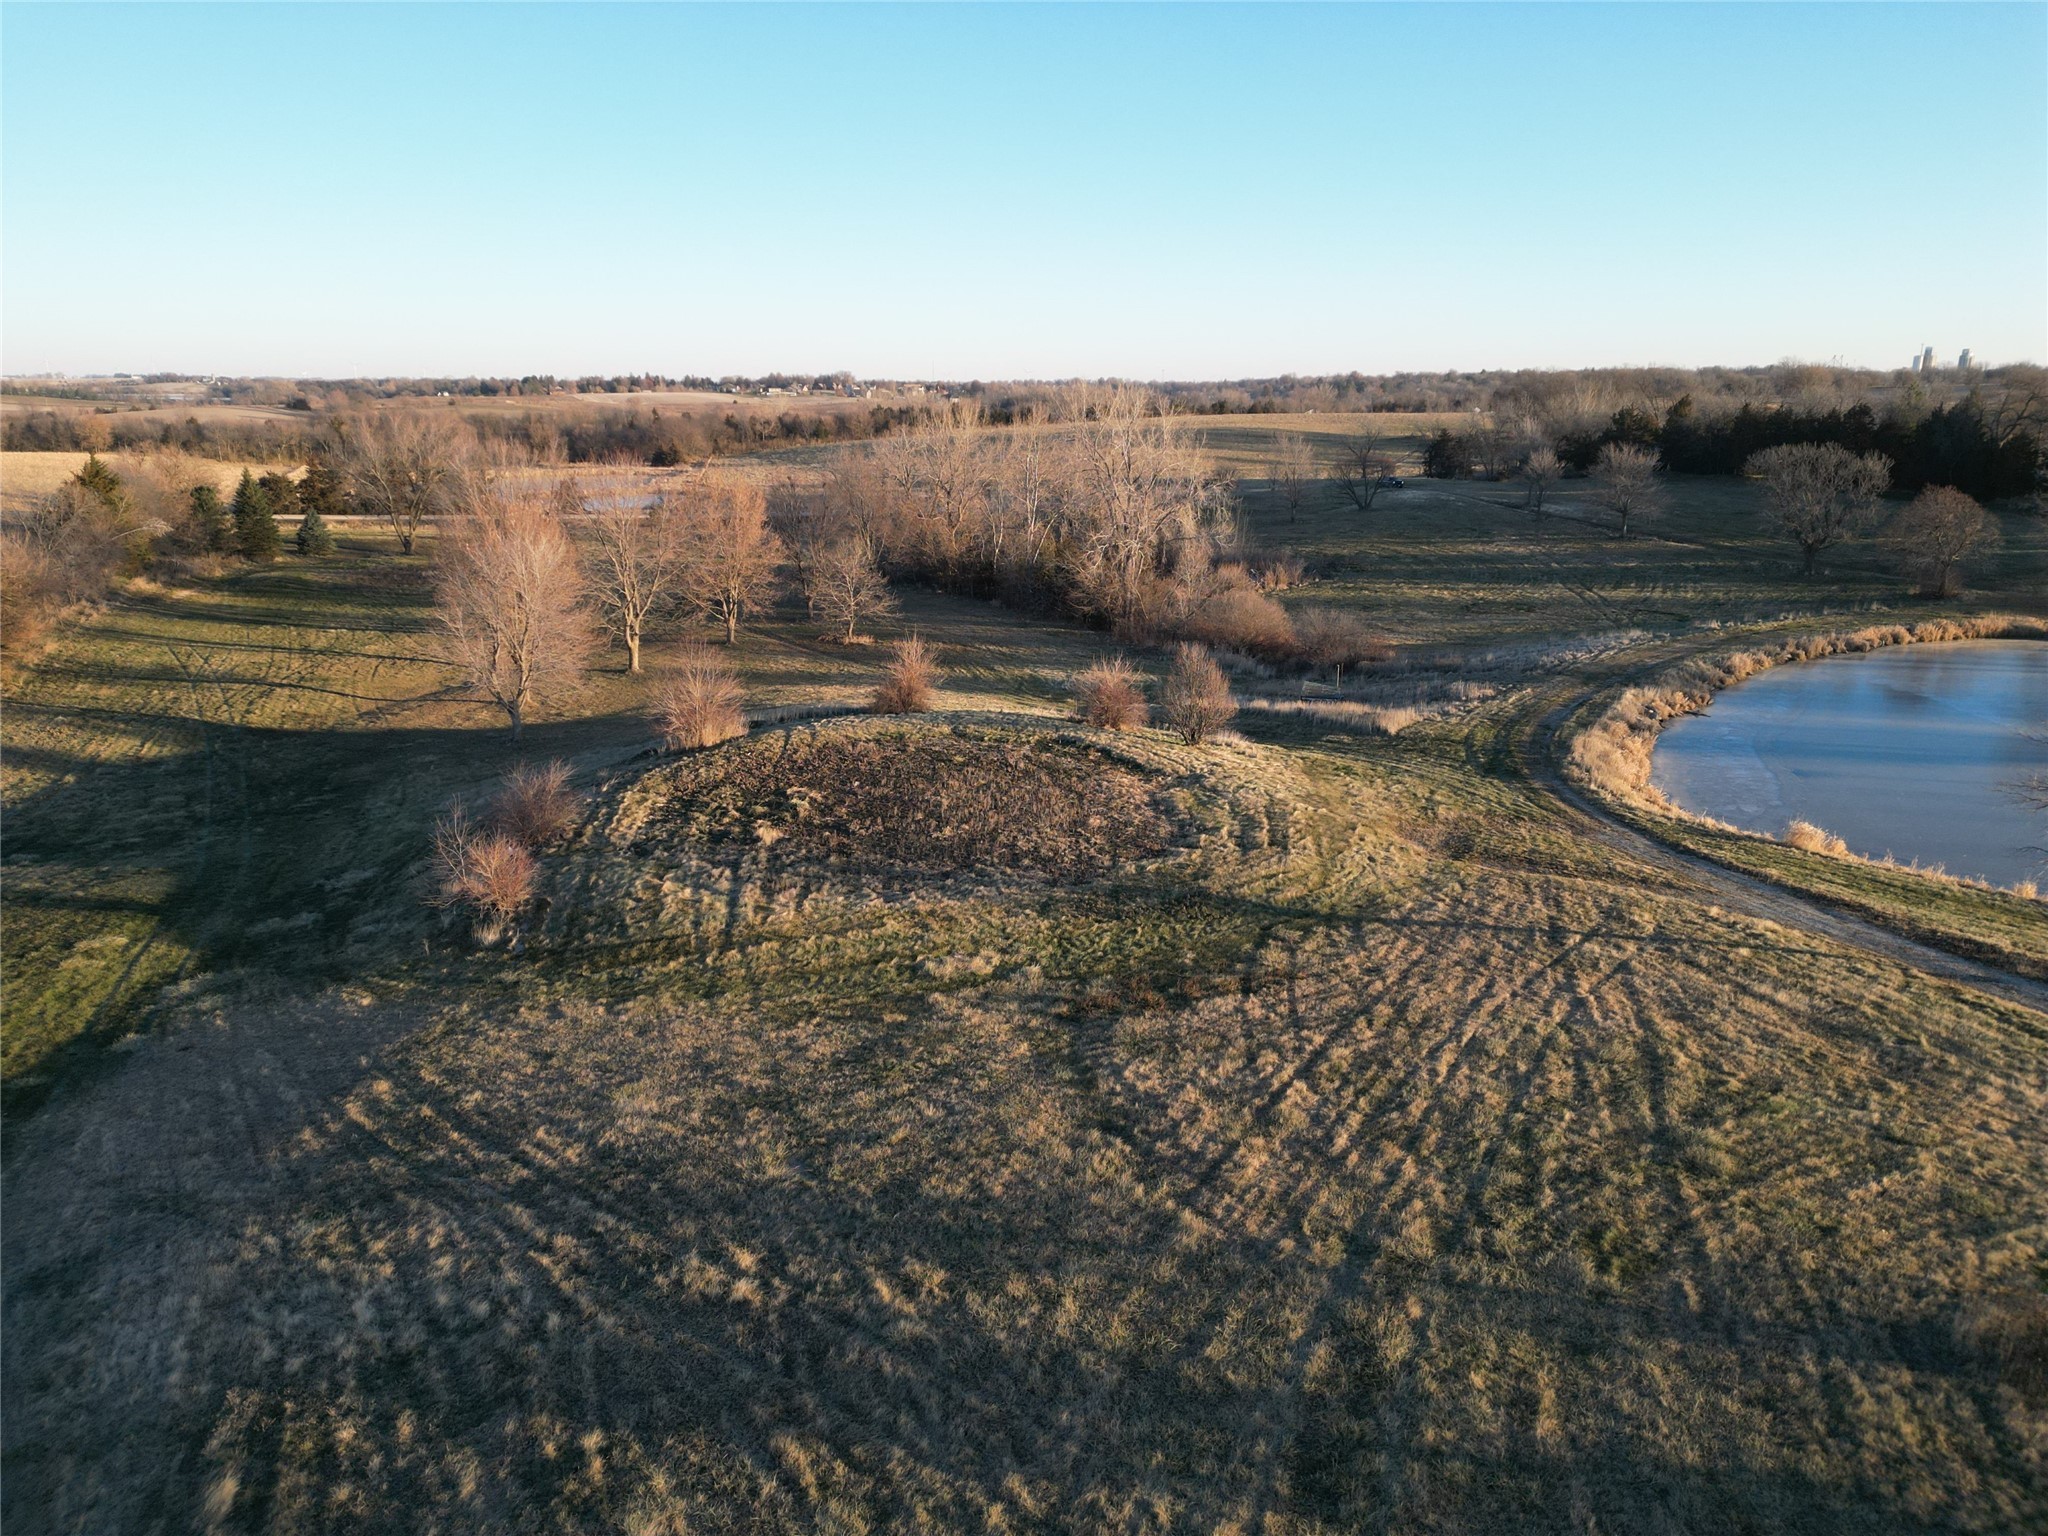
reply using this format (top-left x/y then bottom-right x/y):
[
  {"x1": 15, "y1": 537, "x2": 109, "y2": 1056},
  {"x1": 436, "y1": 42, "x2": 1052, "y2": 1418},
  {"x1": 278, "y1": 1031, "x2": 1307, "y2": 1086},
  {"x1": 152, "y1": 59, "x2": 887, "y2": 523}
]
[{"x1": 651, "y1": 727, "x2": 1175, "y2": 880}]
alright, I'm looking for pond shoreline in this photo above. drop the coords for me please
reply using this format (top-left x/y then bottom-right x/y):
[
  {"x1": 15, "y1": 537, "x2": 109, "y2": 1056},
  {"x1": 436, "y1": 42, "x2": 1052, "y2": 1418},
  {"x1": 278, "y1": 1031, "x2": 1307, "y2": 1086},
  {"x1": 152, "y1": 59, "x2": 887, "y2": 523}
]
[{"x1": 1568, "y1": 614, "x2": 2048, "y2": 897}]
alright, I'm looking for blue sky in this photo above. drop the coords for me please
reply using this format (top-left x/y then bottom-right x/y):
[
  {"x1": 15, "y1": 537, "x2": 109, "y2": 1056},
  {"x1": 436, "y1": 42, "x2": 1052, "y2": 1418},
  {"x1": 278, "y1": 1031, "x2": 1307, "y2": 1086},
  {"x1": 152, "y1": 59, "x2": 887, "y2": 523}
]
[{"x1": 4, "y1": 2, "x2": 2042, "y2": 378}]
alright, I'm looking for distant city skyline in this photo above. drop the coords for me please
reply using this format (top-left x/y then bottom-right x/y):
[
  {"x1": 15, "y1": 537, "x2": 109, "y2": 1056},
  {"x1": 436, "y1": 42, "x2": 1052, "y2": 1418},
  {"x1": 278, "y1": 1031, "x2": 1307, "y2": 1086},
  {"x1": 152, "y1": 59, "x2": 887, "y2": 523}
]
[{"x1": 4, "y1": 3, "x2": 2042, "y2": 378}]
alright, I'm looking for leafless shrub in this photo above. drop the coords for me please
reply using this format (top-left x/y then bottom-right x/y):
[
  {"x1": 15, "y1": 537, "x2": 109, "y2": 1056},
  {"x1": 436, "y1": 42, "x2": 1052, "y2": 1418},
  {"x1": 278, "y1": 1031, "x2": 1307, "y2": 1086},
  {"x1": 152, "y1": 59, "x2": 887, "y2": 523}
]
[
  {"x1": 1292, "y1": 605, "x2": 1391, "y2": 685},
  {"x1": 10, "y1": 480, "x2": 145, "y2": 609},
  {"x1": 1782, "y1": 820, "x2": 1850, "y2": 857},
  {"x1": 1252, "y1": 551, "x2": 1306, "y2": 591},
  {"x1": 1073, "y1": 657, "x2": 1147, "y2": 730},
  {"x1": 1161, "y1": 643, "x2": 1235, "y2": 745},
  {"x1": 872, "y1": 634, "x2": 938, "y2": 715},
  {"x1": 431, "y1": 805, "x2": 538, "y2": 921},
  {"x1": 0, "y1": 535, "x2": 59, "y2": 655},
  {"x1": 655, "y1": 647, "x2": 747, "y2": 750},
  {"x1": 1179, "y1": 582, "x2": 1297, "y2": 658},
  {"x1": 490, "y1": 760, "x2": 583, "y2": 847}
]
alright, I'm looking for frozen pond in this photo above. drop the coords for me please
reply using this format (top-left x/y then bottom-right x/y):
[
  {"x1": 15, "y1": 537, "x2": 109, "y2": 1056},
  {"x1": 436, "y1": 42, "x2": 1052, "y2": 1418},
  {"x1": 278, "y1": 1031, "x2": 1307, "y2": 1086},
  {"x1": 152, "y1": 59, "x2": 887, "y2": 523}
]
[{"x1": 1650, "y1": 639, "x2": 2048, "y2": 888}]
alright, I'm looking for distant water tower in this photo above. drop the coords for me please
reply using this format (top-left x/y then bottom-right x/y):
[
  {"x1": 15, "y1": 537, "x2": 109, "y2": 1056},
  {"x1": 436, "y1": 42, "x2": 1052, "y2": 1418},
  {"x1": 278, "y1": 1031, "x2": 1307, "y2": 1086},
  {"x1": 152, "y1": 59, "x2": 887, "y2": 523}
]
[
  {"x1": 1958, "y1": 348, "x2": 1974, "y2": 370},
  {"x1": 1922, "y1": 345, "x2": 1937, "y2": 373}
]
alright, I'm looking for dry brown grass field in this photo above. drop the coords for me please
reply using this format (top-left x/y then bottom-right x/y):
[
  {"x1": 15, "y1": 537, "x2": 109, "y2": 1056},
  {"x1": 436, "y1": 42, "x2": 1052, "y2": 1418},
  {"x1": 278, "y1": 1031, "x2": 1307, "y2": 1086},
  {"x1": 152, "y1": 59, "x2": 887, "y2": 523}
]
[
  {"x1": 4, "y1": 434, "x2": 2046, "y2": 1533},
  {"x1": 0, "y1": 393, "x2": 314, "y2": 428},
  {"x1": 0, "y1": 450, "x2": 300, "y2": 514}
]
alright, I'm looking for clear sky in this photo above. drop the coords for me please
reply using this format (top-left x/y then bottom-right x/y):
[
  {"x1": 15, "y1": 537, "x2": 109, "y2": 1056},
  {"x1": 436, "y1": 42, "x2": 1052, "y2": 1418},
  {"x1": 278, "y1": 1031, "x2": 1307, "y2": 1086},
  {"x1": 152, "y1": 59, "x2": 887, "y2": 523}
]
[{"x1": 3, "y1": 2, "x2": 2043, "y2": 379}]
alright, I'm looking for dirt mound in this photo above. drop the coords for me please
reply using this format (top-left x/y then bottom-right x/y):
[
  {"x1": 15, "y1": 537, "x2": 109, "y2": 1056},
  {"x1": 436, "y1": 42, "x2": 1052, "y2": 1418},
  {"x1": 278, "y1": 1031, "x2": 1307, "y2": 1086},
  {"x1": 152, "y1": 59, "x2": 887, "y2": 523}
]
[{"x1": 653, "y1": 729, "x2": 1174, "y2": 880}]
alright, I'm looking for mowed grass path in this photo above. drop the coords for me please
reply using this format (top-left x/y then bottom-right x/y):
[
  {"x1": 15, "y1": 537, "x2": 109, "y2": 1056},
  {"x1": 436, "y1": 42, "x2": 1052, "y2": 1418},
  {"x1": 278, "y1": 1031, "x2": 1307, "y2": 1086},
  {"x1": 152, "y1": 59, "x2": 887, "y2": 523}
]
[{"x1": 7, "y1": 702, "x2": 2046, "y2": 1532}]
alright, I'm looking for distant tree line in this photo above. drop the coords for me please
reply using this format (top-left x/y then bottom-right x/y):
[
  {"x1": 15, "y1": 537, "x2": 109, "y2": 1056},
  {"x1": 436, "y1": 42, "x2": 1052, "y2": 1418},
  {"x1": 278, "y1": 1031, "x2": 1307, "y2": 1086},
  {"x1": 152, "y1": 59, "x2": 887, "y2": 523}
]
[
  {"x1": 1416, "y1": 385, "x2": 2041, "y2": 504},
  {"x1": 1580, "y1": 396, "x2": 2038, "y2": 502}
]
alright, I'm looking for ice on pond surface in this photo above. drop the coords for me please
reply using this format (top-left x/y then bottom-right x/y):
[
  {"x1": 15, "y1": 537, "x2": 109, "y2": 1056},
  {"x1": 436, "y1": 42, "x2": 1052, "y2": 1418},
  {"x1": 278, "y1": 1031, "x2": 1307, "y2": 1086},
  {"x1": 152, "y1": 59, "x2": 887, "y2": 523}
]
[{"x1": 1651, "y1": 640, "x2": 2048, "y2": 888}]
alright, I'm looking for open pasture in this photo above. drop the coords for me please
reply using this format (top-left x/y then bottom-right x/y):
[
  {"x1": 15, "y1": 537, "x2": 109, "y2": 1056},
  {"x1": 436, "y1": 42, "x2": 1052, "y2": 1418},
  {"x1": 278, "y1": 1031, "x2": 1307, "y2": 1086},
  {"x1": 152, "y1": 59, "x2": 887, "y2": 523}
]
[{"x1": 3, "y1": 437, "x2": 2046, "y2": 1534}]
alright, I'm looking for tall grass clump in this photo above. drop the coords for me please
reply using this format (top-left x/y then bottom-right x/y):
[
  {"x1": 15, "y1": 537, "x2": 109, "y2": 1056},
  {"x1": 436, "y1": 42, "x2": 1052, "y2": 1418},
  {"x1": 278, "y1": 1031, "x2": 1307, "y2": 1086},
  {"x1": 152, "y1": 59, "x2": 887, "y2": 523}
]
[
  {"x1": 490, "y1": 760, "x2": 583, "y2": 847},
  {"x1": 1782, "y1": 820, "x2": 1850, "y2": 857},
  {"x1": 872, "y1": 634, "x2": 938, "y2": 714},
  {"x1": 1073, "y1": 657, "x2": 1147, "y2": 730},
  {"x1": 656, "y1": 647, "x2": 747, "y2": 750},
  {"x1": 1161, "y1": 643, "x2": 1235, "y2": 745}
]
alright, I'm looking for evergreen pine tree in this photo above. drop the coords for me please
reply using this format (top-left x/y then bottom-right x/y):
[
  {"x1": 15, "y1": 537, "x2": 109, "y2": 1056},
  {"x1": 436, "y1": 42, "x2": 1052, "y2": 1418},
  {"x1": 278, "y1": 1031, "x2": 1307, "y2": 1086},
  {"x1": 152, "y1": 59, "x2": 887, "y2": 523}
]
[
  {"x1": 296, "y1": 503, "x2": 336, "y2": 556},
  {"x1": 73, "y1": 453, "x2": 129, "y2": 514},
  {"x1": 231, "y1": 470, "x2": 281, "y2": 561},
  {"x1": 188, "y1": 484, "x2": 232, "y2": 552},
  {"x1": 257, "y1": 471, "x2": 301, "y2": 520},
  {"x1": 296, "y1": 459, "x2": 347, "y2": 520}
]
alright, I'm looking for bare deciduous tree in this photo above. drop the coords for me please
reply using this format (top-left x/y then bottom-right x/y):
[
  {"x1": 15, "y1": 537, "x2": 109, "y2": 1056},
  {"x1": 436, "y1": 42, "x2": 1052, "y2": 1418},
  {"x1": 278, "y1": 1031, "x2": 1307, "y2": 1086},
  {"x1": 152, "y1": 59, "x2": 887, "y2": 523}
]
[
  {"x1": 334, "y1": 412, "x2": 469, "y2": 555},
  {"x1": 1746, "y1": 443, "x2": 1892, "y2": 575},
  {"x1": 813, "y1": 533, "x2": 897, "y2": 642},
  {"x1": 1470, "y1": 418, "x2": 1516, "y2": 482},
  {"x1": 1880, "y1": 485, "x2": 2002, "y2": 596},
  {"x1": 1521, "y1": 447, "x2": 1562, "y2": 514},
  {"x1": 1594, "y1": 443, "x2": 1664, "y2": 539},
  {"x1": 1332, "y1": 433, "x2": 1392, "y2": 513},
  {"x1": 680, "y1": 478, "x2": 783, "y2": 643},
  {"x1": 766, "y1": 482, "x2": 833, "y2": 617},
  {"x1": 1271, "y1": 433, "x2": 1316, "y2": 521},
  {"x1": 436, "y1": 488, "x2": 594, "y2": 739},
  {"x1": 579, "y1": 477, "x2": 691, "y2": 671},
  {"x1": 871, "y1": 403, "x2": 989, "y2": 580}
]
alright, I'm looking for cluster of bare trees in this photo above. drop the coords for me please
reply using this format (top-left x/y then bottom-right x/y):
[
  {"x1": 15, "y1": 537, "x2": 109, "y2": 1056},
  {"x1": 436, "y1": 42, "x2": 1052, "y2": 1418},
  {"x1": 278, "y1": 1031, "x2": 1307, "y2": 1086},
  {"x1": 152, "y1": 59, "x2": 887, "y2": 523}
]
[
  {"x1": 1745, "y1": 444, "x2": 2002, "y2": 589},
  {"x1": 789, "y1": 389, "x2": 1258, "y2": 650},
  {"x1": 578, "y1": 475, "x2": 783, "y2": 667},
  {"x1": 432, "y1": 467, "x2": 796, "y2": 736}
]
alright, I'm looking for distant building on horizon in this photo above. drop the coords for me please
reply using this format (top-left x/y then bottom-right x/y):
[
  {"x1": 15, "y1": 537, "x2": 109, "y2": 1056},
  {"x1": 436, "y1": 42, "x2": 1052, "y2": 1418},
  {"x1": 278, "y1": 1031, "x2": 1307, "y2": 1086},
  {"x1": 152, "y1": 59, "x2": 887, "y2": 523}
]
[
  {"x1": 1958, "y1": 348, "x2": 1974, "y2": 370},
  {"x1": 1922, "y1": 345, "x2": 1937, "y2": 373}
]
